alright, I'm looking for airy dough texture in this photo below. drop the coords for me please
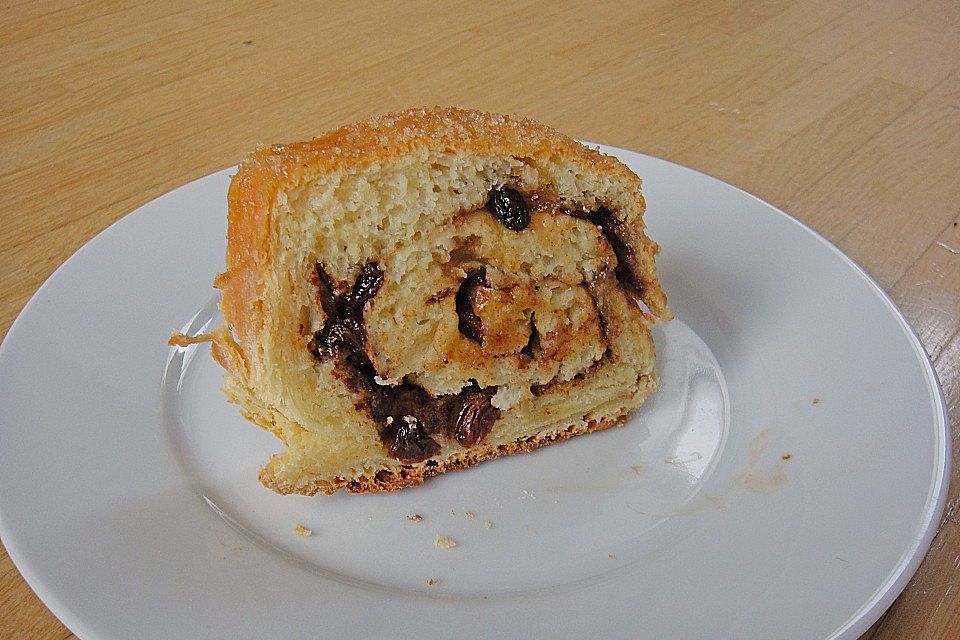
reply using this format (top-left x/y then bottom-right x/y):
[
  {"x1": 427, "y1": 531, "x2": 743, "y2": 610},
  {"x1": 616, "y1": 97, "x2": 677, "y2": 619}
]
[{"x1": 207, "y1": 107, "x2": 670, "y2": 494}]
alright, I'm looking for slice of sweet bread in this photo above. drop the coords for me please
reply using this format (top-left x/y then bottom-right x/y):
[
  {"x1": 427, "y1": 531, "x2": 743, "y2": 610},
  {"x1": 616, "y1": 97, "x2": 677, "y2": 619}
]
[{"x1": 189, "y1": 107, "x2": 670, "y2": 494}]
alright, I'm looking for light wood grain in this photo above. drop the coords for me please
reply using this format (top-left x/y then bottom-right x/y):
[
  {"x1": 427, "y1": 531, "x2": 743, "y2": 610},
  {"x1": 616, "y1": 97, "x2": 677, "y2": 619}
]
[
  {"x1": 1, "y1": 1, "x2": 958, "y2": 638},
  {"x1": 0, "y1": 545, "x2": 71, "y2": 640}
]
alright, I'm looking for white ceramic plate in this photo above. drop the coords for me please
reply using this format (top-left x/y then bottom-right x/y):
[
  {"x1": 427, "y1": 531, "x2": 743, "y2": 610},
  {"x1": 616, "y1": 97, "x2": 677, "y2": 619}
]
[{"x1": 0, "y1": 148, "x2": 948, "y2": 639}]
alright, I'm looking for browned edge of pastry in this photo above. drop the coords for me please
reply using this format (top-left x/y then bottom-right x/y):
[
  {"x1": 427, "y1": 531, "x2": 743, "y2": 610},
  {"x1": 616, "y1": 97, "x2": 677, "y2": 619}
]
[{"x1": 261, "y1": 414, "x2": 628, "y2": 495}]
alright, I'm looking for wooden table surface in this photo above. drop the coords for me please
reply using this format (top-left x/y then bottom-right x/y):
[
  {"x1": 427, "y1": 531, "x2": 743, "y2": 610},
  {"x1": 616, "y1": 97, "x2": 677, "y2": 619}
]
[{"x1": 1, "y1": 1, "x2": 958, "y2": 638}]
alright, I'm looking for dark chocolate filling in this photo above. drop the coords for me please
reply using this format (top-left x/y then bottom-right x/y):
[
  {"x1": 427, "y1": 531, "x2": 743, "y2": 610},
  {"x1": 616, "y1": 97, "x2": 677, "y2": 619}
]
[{"x1": 309, "y1": 263, "x2": 501, "y2": 462}]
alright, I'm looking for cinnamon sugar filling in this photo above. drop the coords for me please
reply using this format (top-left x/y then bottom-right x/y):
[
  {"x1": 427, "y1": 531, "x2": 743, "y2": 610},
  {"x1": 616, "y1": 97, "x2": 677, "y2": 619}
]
[{"x1": 308, "y1": 187, "x2": 640, "y2": 462}]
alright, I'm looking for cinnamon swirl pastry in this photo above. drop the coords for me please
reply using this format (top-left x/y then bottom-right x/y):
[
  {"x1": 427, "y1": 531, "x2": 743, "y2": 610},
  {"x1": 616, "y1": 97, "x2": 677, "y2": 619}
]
[{"x1": 194, "y1": 107, "x2": 670, "y2": 494}]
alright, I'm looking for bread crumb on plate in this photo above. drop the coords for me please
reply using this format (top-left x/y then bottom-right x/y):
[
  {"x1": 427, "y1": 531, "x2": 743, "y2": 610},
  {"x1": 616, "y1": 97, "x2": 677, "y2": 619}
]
[{"x1": 435, "y1": 535, "x2": 457, "y2": 549}]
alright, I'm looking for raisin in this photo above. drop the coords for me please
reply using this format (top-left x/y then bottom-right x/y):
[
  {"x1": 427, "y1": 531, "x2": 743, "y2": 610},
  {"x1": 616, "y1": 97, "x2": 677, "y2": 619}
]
[
  {"x1": 453, "y1": 386, "x2": 500, "y2": 447},
  {"x1": 388, "y1": 417, "x2": 441, "y2": 462},
  {"x1": 489, "y1": 187, "x2": 530, "y2": 231},
  {"x1": 455, "y1": 268, "x2": 486, "y2": 343},
  {"x1": 311, "y1": 262, "x2": 383, "y2": 360},
  {"x1": 435, "y1": 394, "x2": 466, "y2": 430},
  {"x1": 376, "y1": 384, "x2": 439, "y2": 434}
]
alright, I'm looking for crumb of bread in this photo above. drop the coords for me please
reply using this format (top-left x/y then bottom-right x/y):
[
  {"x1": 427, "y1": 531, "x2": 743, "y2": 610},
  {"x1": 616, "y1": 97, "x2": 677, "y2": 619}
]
[
  {"x1": 167, "y1": 331, "x2": 215, "y2": 347},
  {"x1": 631, "y1": 464, "x2": 643, "y2": 475},
  {"x1": 426, "y1": 577, "x2": 440, "y2": 586},
  {"x1": 812, "y1": 397, "x2": 822, "y2": 405},
  {"x1": 406, "y1": 513, "x2": 423, "y2": 522},
  {"x1": 435, "y1": 535, "x2": 457, "y2": 549},
  {"x1": 464, "y1": 511, "x2": 476, "y2": 519},
  {"x1": 483, "y1": 521, "x2": 493, "y2": 529},
  {"x1": 608, "y1": 553, "x2": 616, "y2": 559},
  {"x1": 292, "y1": 524, "x2": 313, "y2": 537}
]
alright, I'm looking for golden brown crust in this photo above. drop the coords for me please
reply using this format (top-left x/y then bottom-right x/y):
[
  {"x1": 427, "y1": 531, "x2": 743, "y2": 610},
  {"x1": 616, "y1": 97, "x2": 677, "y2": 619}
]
[{"x1": 260, "y1": 414, "x2": 626, "y2": 495}]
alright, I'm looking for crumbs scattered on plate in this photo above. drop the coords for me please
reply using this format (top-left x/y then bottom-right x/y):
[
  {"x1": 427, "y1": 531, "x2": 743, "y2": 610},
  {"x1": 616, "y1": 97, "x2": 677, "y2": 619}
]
[
  {"x1": 406, "y1": 513, "x2": 423, "y2": 522},
  {"x1": 435, "y1": 535, "x2": 457, "y2": 549},
  {"x1": 426, "y1": 577, "x2": 440, "y2": 586},
  {"x1": 292, "y1": 524, "x2": 313, "y2": 537}
]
